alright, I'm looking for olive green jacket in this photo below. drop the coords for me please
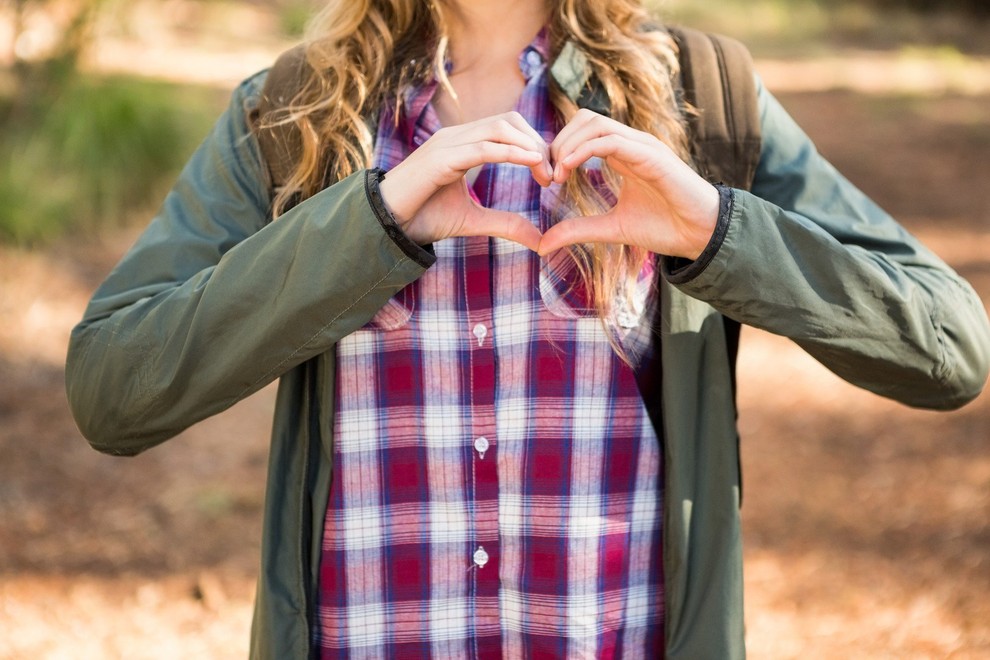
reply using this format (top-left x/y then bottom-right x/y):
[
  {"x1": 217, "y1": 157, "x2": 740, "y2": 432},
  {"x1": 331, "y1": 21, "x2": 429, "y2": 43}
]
[{"x1": 66, "y1": 57, "x2": 990, "y2": 658}]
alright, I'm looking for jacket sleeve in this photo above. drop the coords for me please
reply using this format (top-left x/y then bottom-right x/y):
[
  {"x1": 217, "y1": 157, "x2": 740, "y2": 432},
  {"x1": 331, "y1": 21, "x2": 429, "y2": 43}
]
[
  {"x1": 65, "y1": 72, "x2": 434, "y2": 456},
  {"x1": 662, "y1": 78, "x2": 990, "y2": 410}
]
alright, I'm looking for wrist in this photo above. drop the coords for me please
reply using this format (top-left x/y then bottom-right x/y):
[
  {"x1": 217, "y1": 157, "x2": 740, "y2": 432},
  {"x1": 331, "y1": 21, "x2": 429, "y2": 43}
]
[
  {"x1": 378, "y1": 167, "x2": 415, "y2": 231},
  {"x1": 681, "y1": 183, "x2": 721, "y2": 261},
  {"x1": 662, "y1": 183, "x2": 734, "y2": 284},
  {"x1": 365, "y1": 168, "x2": 435, "y2": 266}
]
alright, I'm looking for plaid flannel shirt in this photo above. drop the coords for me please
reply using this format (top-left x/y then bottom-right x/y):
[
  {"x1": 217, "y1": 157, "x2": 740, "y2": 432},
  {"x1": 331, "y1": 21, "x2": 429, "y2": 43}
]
[{"x1": 318, "y1": 30, "x2": 664, "y2": 659}]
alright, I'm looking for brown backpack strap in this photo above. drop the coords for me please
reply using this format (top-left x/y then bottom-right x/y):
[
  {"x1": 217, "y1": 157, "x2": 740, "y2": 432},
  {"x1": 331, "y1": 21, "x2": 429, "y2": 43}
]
[
  {"x1": 668, "y1": 26, "x2": 762, "y2": 191},
  {"x1": 667, "y1": 27, "x2": 761, "y2": 475},
  {"x1": 250, "y1": 44, "x2": 311, "y2": 194}
]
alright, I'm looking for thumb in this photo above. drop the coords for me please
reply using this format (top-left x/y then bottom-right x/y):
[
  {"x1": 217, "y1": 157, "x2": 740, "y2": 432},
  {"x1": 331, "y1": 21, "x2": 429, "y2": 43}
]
[
  {"x1": 461, "y1": 207, "x2": 543, "y2": 252},
  {"x1": 537, "y1": 214, "x2": 622, "y2": 256}
]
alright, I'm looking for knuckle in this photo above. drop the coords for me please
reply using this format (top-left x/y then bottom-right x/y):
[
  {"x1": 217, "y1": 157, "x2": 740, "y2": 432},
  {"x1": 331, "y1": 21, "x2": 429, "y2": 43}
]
[
  {"x1": 479, "y1": 142, "x2": 503, "y2": 159},
  {"x1": 493, "y1": 118, "x2": 513, "y2": 134}
]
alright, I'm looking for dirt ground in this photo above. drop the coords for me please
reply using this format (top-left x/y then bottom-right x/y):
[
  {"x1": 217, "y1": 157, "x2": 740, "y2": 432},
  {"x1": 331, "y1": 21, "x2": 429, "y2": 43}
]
[{"x1": 1, "y1": 62, "x2": 989, "y2": 660}]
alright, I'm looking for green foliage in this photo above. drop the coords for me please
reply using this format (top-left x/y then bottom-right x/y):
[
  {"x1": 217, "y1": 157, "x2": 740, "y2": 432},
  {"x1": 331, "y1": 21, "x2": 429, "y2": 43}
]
[
  {"x1": 278, "y1": 1, "x2": 313, "y2": 38},
  {"x1": 0, "y1": 73, "x2": 221, "y2": 246},
  {"x1": 0, "y1": 0, "x2": 224, "y2": 245}
]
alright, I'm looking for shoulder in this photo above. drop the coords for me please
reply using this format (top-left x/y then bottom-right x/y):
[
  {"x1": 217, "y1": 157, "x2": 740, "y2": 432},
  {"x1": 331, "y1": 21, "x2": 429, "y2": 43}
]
[
  {"x1": 233, "y1": 43, "x2": 312, "y2": 119},
  {"x1": 667, "y1": 25, "x2": 758, "y2": 122},
  {"x1": 666, "y1": 26, "x2": 761, "y2": 189},
  {"x1": 666, "y1": 26, "x2": 753, "y2": 61},
  {"x1": 240, "y1": 44, "x2": 315, "y2": 192},
  {"x1": 237, "y1": 44, "x2": 311, "y2": 139},
  {"x1": 260, "y1": 44, "x2": 312, "y2": 110}
]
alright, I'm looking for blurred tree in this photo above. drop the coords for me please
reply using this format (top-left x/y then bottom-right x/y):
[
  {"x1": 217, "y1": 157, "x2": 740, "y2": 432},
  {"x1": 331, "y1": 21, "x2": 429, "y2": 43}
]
[
  {"x1": 6, "y1": 0, "x2": 108, "y2": 108},
  {"x1": 9, "y1": 0, "x2": 104, "y2": 66},
  {"x1": 0, "y1": 0, "x2": 214, "y2": 245},
  {"x1": 825, "y1": 0, "x2": 988, "y2": 17},
  {"x1": 888, "y1": 0, "x2": 987, "y2": 15}
]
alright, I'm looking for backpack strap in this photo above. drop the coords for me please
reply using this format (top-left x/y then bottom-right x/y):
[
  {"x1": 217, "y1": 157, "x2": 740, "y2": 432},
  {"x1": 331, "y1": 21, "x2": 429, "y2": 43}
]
[
  {"x1": 667, "y1": 26, "x2": 762, "y2": 191},
  {"x1": 250, "y1": 44, "x2": 311, "y2": 195},
  {"x1": 666, "y1": 27, "x2": 761, "y2": 503}
]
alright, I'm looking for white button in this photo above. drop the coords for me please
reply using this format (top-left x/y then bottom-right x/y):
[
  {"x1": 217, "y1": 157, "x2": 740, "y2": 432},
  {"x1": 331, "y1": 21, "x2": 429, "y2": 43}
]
[
  {"x1": 526, "y1": 50, "x2": 542, "y2": 67},
  {"x1": 472, "y1": 323, "x2": 488, "y2": 346},
  {"x1": 473, "y1": 546, "x2": 489, "y2": 567},
  {"x1": 474, "y1": 436, "x2": 490, "y2": 458}
]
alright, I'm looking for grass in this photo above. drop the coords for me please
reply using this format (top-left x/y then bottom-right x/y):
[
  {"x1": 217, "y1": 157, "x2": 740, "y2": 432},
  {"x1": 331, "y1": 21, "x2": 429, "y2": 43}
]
[{"x1": 0, "y1": 72, "x2": 225, "y2": 245}]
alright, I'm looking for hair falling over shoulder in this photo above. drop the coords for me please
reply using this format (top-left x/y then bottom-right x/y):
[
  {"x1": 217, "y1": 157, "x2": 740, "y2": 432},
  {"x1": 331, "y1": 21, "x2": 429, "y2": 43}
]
[{"x1": 259, "y1": 0, "x2": 692, "y2": 338}]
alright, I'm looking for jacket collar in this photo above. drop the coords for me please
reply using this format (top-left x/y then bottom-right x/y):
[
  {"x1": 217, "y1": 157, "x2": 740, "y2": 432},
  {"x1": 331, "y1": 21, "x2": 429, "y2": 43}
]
[{"x1": 549, "y1": 41, "x2": 611, "y2": 115}]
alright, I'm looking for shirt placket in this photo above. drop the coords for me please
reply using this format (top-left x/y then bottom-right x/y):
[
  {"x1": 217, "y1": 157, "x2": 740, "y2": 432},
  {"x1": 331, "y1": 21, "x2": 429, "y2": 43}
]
[{"x1": 462, "y1": 229, "x2": 500, "y2": 658}]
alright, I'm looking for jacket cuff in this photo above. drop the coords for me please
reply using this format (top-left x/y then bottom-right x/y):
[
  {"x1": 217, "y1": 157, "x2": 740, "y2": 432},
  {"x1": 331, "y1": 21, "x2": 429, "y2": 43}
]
[
  {"x1": 365, "y1": 168, "x2": 436, "y2": 268},
  {"x1": 660, "y1": 184, "x2": 734, "y2": 285}
]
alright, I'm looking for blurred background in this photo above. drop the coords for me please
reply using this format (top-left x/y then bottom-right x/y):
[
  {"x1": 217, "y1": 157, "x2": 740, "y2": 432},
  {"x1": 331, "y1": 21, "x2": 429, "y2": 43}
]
[{"x1": 1, "y1": 0, "x2": 988, "y2": 657}]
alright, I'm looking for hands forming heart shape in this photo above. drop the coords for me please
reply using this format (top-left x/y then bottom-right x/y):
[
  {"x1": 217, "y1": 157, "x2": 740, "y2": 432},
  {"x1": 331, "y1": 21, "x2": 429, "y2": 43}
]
[{"x1": 378, "y1": 109, "x2": 720, "y2": 261}]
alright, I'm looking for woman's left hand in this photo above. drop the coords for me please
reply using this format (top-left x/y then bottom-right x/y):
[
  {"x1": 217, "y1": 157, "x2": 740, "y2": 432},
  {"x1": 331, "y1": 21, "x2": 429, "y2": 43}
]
[{"x1": 538, "y1": 109, "x2": 720, "y2": 260}]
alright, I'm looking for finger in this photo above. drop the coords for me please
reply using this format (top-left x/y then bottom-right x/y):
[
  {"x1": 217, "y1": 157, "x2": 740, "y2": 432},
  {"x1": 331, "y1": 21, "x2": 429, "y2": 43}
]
[
  {"x1": 455, "y1": 113, "x2": 552, "y2": 185},
  {"x1": 454, "y1": 115, "x2": 547, "y2": 161},
  {"x1": 537, "y1": 214, "x2": 625, "y2": 256},
  {"x1": 382, "y1": 141, "x2": 542, "y2": 221},
  {"x1": 445, "y1": 142, "x2": 544, "y2": 175},
  {"x1": 548, "y1": 108, "x2": 605, "y2": 153},
  {"x1": 561, "y1": 134, "x2": 714, "y2": 221},
  {"x1": 498, "y1": 112, "x2": 554, "y2": 185},
  {"x1": 550, "y1": 110, "x2": 626, "y2": 169},
  {"x1": 552, "y1": 135, "x2": 631, "y2": 185},
  {"x1": 383, "y1": 136, "x2": 547, "y2": 223},
  {"x1": 555, "y1": 134, "x2": 654, "y2": 182},
  {"x1": 551, "y1": 113, "x2": 645, "y2": 182},
  {"x1": 500, "y1": 111, "x2": 548, "y2": 149}
]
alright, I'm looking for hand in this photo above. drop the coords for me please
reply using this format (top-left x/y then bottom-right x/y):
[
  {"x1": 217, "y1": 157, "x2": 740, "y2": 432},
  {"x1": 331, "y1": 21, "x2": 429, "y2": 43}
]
[
  {"x1": 378, "y1": 112, "x2": 552, "y2": 252},
  {"x1": 538, "y1": 109, "x2": 720, "y2": 260}
]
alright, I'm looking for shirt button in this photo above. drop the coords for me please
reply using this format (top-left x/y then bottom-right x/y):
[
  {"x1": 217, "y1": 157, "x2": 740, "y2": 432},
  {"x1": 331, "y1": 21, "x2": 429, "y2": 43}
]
[
  {"x1": 525, "y1": 50, "x2": 542, "y2": 68},
  {"x1": 473, "y1": 546, "x2": 489, "y2": 568},
  {"x1": 474, "y1": 436, "x2": 490, "y2": 458},
  {"x1": 472, "y1": 323, "x2": 488, "y2": 346}
]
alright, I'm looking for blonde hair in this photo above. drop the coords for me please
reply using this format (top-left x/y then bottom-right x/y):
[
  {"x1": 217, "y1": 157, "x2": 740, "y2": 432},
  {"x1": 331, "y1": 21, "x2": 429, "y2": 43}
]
[{"x1": 261, "y1": 0, "x2": 691, "y2": 335}]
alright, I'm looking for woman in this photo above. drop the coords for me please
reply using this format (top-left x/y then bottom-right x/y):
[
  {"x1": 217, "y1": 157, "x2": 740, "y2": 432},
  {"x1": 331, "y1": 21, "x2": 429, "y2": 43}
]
[{"x1": 66, "y1": 0, "x2": 990, "y2": 658}]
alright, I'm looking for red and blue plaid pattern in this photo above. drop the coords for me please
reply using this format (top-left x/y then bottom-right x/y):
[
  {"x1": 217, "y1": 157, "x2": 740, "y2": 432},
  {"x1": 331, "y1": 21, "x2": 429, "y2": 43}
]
[{"x1": 319, "y1": 30, "x2": 664, "y2": 659}]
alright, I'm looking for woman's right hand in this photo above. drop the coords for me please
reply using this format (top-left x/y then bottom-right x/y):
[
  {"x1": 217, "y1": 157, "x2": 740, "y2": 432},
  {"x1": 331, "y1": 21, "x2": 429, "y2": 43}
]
[{"x1": 378, "y1": 112, "x2": 551, "y2": 252}]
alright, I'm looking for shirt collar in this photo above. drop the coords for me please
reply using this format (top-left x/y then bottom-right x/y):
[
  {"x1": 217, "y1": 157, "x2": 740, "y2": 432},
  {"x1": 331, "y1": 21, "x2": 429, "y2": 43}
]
[{"x1": 518, "y1": 27, "x2": 551, "y2": 82}]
